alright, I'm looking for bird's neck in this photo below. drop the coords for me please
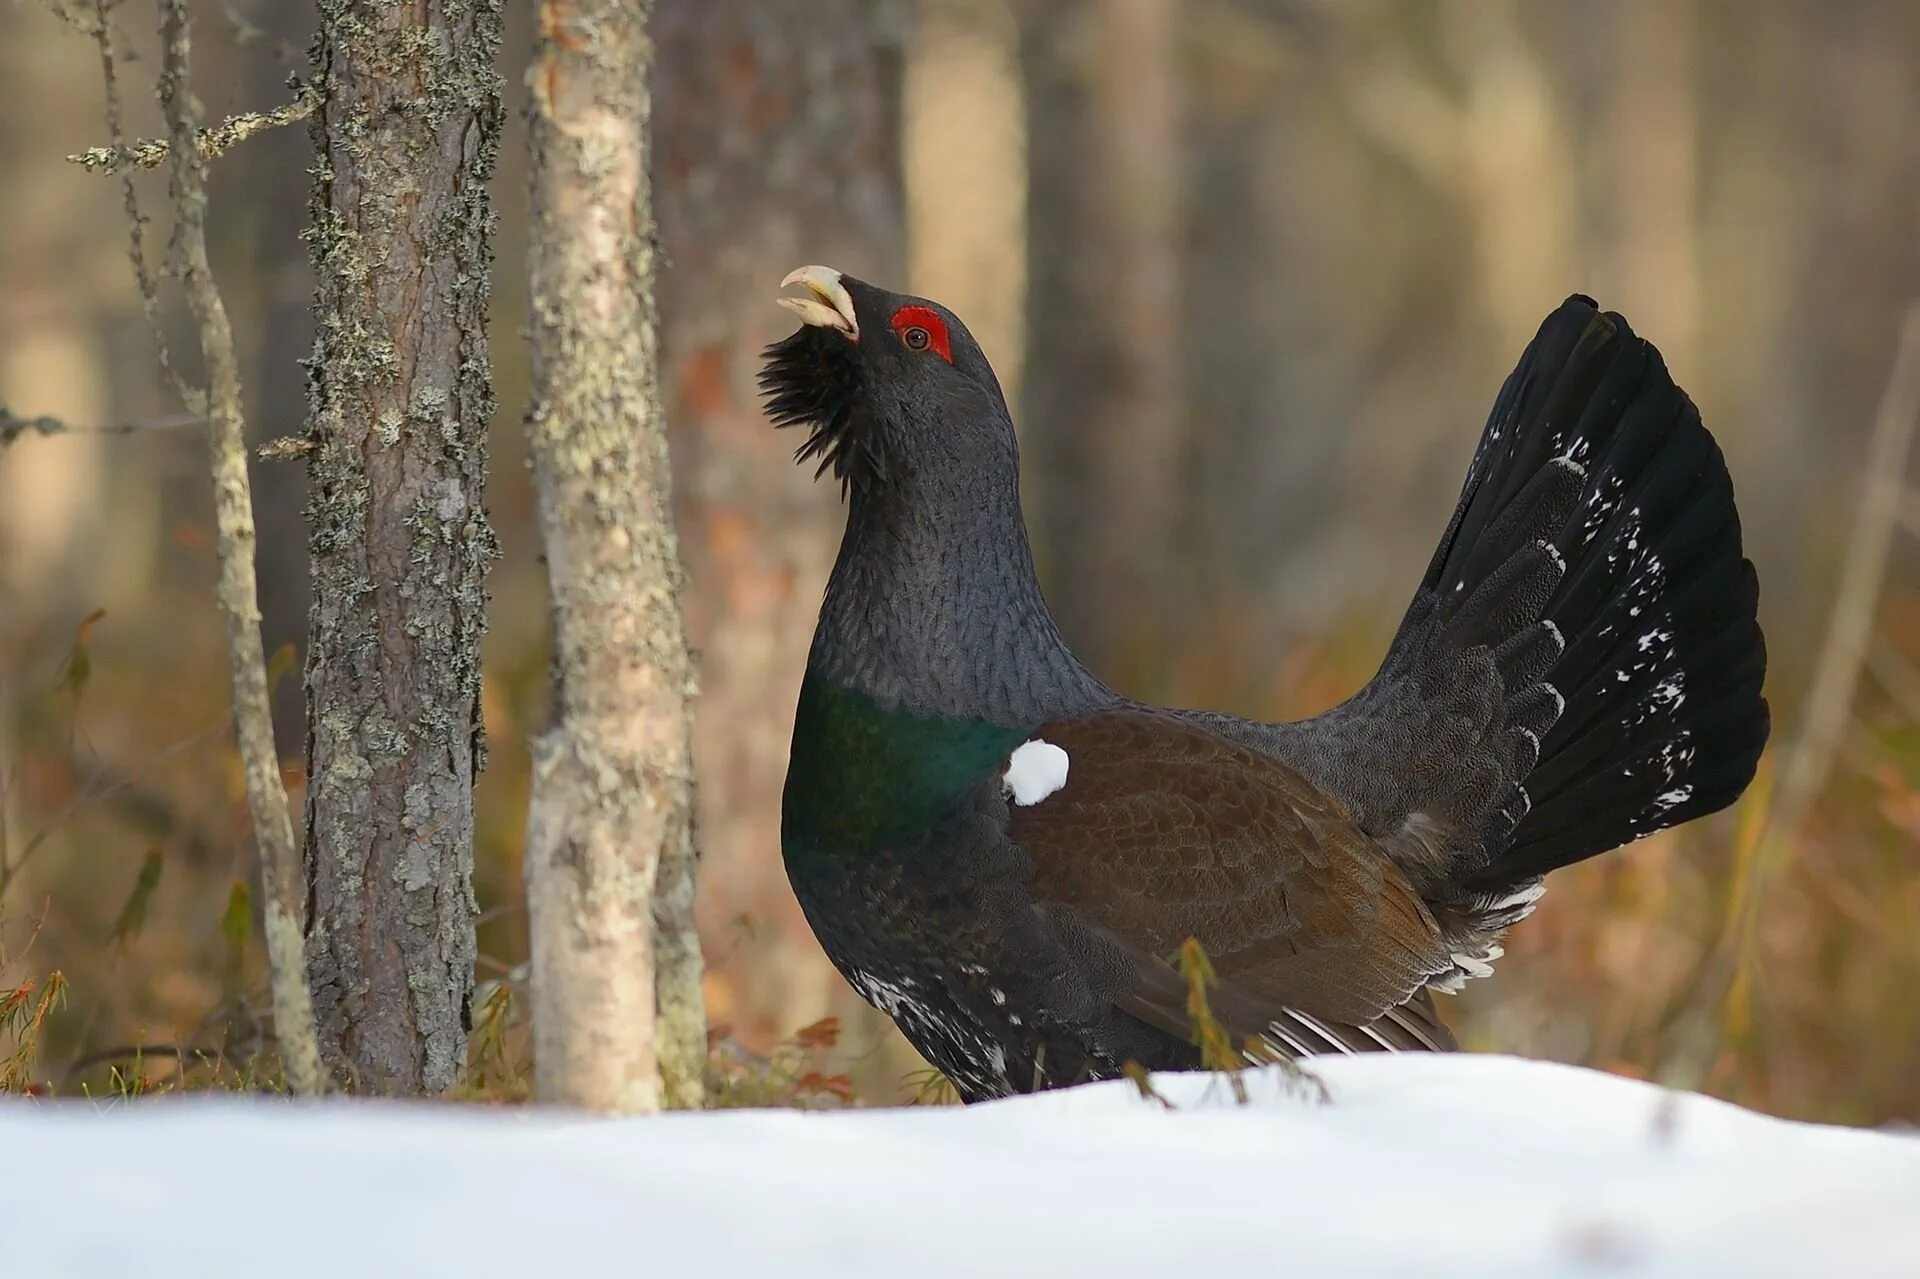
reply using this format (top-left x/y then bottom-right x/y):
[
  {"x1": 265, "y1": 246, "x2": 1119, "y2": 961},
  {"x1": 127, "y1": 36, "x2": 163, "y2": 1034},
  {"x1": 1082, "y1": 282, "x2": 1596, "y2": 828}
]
[{"x1": 807, "y1": 465, "x2": 1108, "y2": 727}]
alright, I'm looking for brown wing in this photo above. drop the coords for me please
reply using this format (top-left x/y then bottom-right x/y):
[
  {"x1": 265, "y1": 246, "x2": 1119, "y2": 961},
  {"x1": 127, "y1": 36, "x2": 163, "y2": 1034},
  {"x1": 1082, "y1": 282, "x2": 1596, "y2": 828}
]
[{"x1": 1007, "y1": 707, "x2": 1456, "y2": 1048}]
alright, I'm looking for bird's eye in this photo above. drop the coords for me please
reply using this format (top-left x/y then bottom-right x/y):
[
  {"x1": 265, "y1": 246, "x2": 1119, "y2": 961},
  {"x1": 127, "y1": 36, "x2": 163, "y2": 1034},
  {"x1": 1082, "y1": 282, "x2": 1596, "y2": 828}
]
[{"x1": 888, "y1": 305, "x2": 953, "y2": 362}]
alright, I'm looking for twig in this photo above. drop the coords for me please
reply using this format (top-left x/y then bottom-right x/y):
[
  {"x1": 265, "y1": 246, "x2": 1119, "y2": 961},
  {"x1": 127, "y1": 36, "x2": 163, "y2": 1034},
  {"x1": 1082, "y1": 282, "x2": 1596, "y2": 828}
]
[
  {"x1": 66, "y1": 1042, "x2": 201, "y2": 1075},
  {"x1": 253, "y1": 435, "x2": 314, "y2": 462},
  {"x1": 1866, "y1": 638, "x2": 1920, "y2": 727},
  {"x1": 0, "y1": 405, "x2": 201, "y2": 447},
  {"x1": 0, "y1": 715, "x2": 226, "y2": 898},
  {"x1": 154, "y1": 0, "x2": 322, "y2": 1097},
  {"x1": 1754, "y1": 307, "x2": 1920, "y2": 861},
  {"x1": 1122, "y1": 1060, "x2": 1175, "y2": 1109},
  {"x1": 68, "y1": 84, "x2": 317, "y2": 175},
  {"x1": 1716, "y1": 301, "x2": 1920, "y2": 1026},
  {"x1": 73, "y1": 0, "x2": 196, "y2": 412}
]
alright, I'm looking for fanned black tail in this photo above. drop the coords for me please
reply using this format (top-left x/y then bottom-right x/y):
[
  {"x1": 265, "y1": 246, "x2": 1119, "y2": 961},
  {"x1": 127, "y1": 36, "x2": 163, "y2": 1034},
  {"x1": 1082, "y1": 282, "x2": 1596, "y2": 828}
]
[{"x1": 1419, "y1": 296, "x2": 1769, "y2": 895}]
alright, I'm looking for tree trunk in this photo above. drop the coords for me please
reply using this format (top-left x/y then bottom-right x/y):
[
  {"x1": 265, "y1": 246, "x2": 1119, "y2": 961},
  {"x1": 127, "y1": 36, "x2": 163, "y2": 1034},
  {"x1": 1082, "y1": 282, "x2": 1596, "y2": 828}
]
[
  {"x1": 301, "y1": 0, "x2": 502, "y2": 1095},
  {"x1": 1442, "y1": 0, "x2": 1581, "y2": 359},
  {"x1": 652, "y1": 0, "x2": 904, "y2": 1060},
  {"x1": 524, "y1": 0, "x2": 698, "y2": 1114},
  {"x1": 226, "y1": 3, "x2": 318, "y2": 762},
  {"x1": 156, "y1": 0, "x2": 325, "y2": 1098},
  {"x1": 1595, "y1": 0, "x2": 1699, "y2": 376},
  {"x1": 1019, "y1": 0, "x2": 1186, "y2": 688}
]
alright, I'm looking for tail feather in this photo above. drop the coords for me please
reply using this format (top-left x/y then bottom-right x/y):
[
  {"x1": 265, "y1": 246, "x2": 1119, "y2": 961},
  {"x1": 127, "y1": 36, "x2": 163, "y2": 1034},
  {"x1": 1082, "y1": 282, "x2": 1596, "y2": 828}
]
[
  {"x1": 1543, "y1": 549, "x2": 1754, "y2": 774},
  {"x1": 1454, "y1": 314, "x2": 1617, "y2": 536},
  {"x1": 1511, "y1": 693, "x2": 1765, "y2": 864},
  {"x1": 1451, "y1": 299, "x2": 1769, "y2": 893},
  {"x1": 1246, "y1": 295, "x2": 1766, "y2": 931}
]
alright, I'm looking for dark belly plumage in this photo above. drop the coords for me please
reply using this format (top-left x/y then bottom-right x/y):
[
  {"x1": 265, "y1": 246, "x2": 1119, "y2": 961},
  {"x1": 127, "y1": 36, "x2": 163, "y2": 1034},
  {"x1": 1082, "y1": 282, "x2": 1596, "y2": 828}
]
[{"x1": 784, "y1": 799, "x2": 1198, "y2": 1103}]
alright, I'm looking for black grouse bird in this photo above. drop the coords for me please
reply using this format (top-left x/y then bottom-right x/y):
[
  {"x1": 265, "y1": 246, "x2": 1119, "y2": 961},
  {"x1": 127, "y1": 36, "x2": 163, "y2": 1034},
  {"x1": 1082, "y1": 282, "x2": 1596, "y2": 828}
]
[{"x1": 763, "y1": 265, "x2": 1768, "y2": 1103}]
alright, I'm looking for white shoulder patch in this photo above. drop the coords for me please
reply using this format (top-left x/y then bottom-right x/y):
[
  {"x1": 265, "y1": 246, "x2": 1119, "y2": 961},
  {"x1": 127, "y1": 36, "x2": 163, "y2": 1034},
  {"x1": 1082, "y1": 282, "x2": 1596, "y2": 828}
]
[{"x1": 1003, "y1": 739, "x2": 1069, "y2": 806}]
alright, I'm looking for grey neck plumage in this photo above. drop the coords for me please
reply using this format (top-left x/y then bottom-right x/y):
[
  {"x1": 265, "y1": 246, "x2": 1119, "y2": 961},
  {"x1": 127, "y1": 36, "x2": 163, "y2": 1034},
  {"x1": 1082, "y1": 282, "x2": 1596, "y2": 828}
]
[{"x1": 807, "y1": 439, "x2": 1111, "y2": 728}]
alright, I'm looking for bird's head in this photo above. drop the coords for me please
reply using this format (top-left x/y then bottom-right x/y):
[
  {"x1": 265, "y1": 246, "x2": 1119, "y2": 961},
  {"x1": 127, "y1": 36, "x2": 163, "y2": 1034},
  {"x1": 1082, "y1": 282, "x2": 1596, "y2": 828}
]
[{"x1": 760, "y1": 265, "x2": 1015, "y2": 496}]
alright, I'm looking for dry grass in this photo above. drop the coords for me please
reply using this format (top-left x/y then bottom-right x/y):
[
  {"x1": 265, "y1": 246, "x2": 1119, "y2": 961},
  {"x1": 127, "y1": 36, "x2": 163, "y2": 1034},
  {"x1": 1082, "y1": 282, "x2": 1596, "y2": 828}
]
[{"x1": 5, "y1": 580, "x2": 1920, "y2": 1122}]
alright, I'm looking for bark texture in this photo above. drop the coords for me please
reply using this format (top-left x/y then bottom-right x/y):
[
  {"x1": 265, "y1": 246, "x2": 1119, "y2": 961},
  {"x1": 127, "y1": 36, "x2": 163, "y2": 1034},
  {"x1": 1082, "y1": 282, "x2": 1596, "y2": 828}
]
[
  {"x1": 155, "y1": 0, "x2": 322, "y2": 1096},
  {"x1": 302, "y1": 0, "x2": 502, "y2": 1095},
  {"x1": 524, "y1": 0, "x2": 699, "y2": 1114},
  {"x1": 653, "y1": 0, "x2": 904, "y2": 1055}
]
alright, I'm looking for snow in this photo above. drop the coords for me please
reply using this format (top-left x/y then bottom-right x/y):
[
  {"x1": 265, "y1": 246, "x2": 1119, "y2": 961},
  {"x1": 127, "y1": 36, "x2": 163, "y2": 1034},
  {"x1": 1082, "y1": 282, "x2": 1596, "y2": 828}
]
[{"x1": 3, "y1": 1054, "x2": 1916, "y2": 1278}]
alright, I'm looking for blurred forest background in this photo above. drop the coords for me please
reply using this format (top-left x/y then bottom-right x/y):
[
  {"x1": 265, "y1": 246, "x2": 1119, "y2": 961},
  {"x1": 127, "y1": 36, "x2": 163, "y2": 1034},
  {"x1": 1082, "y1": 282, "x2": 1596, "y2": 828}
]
[{"x1": 3, "y1": 0, "x2": 1918, "y2": 1123}]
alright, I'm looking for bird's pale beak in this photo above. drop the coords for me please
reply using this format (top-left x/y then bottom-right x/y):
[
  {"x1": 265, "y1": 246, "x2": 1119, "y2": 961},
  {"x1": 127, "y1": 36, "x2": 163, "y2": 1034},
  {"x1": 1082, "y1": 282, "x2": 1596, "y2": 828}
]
[{"x1": 778, "y1": 265, "x2": 859, "y2": 341}]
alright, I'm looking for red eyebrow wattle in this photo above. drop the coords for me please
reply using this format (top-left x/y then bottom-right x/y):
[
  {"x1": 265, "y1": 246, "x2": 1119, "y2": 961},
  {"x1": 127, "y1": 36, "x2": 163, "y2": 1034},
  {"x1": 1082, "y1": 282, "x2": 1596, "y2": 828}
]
[{"x1": 889, "y1": 305, "x2": 953, "y2": 363}]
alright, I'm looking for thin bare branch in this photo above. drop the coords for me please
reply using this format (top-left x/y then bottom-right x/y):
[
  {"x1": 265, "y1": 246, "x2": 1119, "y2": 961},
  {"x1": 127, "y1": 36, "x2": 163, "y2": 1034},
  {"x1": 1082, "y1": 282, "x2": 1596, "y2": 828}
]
[
  {"x1": 0, "y1": 405, "x2": 201, "y2": 447},
  {"x1": 153, "y1": 0, "x2": 322, "y2": 1096},
  {"x1": 1866, "y1": 638, "x2": 1920, "y2": 726},
  {"x1": 1764, "y1": 305, "x2": 1920, "y2": 845},
  {"x1": 0, "y1": 716, "x2": 226, "y2": 899},
  {"x1": 253, "y1": 435, "x2": 313, "y2": 462},
  {"x1": 66, "y1": 1042, "x2": 203, "y2": 1074},
  {"x1": 74, "y1": 0, "x2": 196, "y2": 412},
  {"x1": 1716, "y1": 301, "x2": 1920, "y2": 1018},
  {"x1": 68, "y1": 84, "x2": 316, "y2": 175}
]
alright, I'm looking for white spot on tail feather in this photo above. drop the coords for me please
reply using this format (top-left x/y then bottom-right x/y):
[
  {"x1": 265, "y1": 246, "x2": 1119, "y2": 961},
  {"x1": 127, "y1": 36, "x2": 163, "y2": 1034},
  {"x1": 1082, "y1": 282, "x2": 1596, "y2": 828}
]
[
  {"x1": 1657, "y1": 734, "x2": 1695, "y2": 782},
  {"x1": 1004, "y1": 739, "x2": 1069, "y2": 806},
  {"x1": 1653, "y1": 785, "x2": 1693, "y2": 811}
]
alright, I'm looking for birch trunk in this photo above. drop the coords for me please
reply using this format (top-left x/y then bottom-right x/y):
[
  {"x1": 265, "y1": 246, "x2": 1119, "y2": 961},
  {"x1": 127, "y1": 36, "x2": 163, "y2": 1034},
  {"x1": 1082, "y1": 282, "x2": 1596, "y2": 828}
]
[
  {"x1": 302, "y1": 0, "x2": 502, "y2": 1095},
  {"x1": 524, "y1": 0, "x2": 698, "y2": 1114}
]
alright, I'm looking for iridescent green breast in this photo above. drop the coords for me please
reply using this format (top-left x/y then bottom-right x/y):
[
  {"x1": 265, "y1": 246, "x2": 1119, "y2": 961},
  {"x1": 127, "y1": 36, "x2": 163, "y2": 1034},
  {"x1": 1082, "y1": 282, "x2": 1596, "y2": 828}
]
[{"x1": 782, "y1": 675, "x2": 1029, "y2": 864}]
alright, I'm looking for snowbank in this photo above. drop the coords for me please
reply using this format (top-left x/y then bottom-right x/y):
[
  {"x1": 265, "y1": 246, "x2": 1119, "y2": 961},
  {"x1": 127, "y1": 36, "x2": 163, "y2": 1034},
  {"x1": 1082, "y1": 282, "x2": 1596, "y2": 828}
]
[{"x1": 4, "y1": 1053, "x2": 1915, "y2": 1277}]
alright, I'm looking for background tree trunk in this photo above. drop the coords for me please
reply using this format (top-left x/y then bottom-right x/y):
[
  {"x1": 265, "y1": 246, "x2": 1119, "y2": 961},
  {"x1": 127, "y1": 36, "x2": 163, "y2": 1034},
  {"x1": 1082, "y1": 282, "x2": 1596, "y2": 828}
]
[
  {"x1": 223, "y1": 5, "x2": 318, "y2": 762},
  {"x1": 301, "y1": 0, "x2": 502, "y2": 1095},
  {"x1": 1019, "y1": 0, "x2": 1186, "y2": 688},
  {"x1": 523, "y1": 0, "x2": 698, "y2": 1114},
  {"x1": 1592, "y1": 0, "x2": 1700, "y2": 379},
  {"x1": 652, "y1": 0, "x2": 904, "y2": 1061}
]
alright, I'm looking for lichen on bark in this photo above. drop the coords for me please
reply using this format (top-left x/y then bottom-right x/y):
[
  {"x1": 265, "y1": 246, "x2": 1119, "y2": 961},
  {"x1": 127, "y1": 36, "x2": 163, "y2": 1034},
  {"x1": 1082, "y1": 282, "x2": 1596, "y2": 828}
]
[
  {"x1": 301, "y1": 0, "x2": 502, "y2": 1095},
  {"x1": 524, "y1": 0, "x2": 703, "y2": 1113}
]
